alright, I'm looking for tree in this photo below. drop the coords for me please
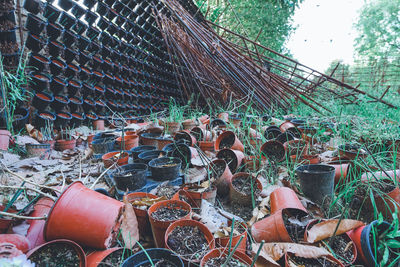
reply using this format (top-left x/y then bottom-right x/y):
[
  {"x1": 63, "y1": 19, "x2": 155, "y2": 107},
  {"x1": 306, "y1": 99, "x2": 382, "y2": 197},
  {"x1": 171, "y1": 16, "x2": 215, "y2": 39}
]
[{"x1": 354, "y1": 0, "x2": 400, "y2": 59}]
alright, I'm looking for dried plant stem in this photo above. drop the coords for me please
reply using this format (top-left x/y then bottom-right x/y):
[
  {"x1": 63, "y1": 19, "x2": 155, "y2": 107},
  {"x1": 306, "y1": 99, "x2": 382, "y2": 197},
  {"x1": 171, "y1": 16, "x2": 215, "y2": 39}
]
[
  {"x1": 0, "y1": 211, "x2": 47, "y2": 220},
  {"x1": 90, "y1": 163, "x2": 116, "y2": 189},
  {"x1": 0, "y1": 185, "x2": 57, "y2": 201}
]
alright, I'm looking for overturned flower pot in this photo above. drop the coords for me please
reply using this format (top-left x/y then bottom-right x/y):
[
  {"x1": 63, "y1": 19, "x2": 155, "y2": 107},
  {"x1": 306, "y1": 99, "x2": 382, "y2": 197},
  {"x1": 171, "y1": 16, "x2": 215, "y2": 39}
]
[
  {"x1": 44, "y1": 182, "x2": 125, "y2": 249},
  {"x1": 216, "y1": 148, "x2": 245, "y2": 173},
  {"x1": 229, "y1": 172, "x2": 262, "y2": 206},
  {"x1": 215, "y1": 131, "x2": 244, "y2": 152},
  {"x1": 200, "y1": 247, "x2": 252, "y2": 267}
]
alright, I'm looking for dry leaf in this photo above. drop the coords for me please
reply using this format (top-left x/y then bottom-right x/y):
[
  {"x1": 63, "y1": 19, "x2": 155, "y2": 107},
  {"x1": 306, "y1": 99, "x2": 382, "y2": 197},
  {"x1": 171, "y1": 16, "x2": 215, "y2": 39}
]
[
  {"x1": 121, "y1": 196, "x2": 139, "y2": 249},
  {"x1": 306, "y1": 219, "x2": 364, "y2": 243},
  {"x1": 252, "y1": 242, "x2": 331, "y2": 263},
  {"x1": 186, "y1": 167, "x2": 207, "y2": 183}
]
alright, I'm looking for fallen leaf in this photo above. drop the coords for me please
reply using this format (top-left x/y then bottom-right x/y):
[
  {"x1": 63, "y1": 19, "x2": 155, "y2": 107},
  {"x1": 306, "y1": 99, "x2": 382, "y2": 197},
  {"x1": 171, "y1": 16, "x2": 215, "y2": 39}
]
[
  {"x1": 186, "y1": 167, "x2": 207, "y2": 183},
  {"x1": 306, "y1": 219, "x2": 365, "y2": 243},
  {"x1": 121, "y1": 196, "x2": 139, "y2": 249}
]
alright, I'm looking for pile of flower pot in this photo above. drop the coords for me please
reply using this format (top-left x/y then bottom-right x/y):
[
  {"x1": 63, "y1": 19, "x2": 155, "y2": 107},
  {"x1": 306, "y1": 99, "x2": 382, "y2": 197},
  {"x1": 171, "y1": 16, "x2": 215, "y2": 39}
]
[{"x1": 0, "y1": 0, "x2": 19, "y2": 69}]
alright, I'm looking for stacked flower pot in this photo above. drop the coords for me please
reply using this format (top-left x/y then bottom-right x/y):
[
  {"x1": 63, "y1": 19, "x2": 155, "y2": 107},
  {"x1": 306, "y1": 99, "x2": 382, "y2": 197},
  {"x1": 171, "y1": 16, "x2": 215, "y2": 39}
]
[
  {"x1": 0, "y1": 0, "x2": 19, "y2": 69},
  {"x1": 22, "y1": 0, "x2": 187, "y2": 131}
]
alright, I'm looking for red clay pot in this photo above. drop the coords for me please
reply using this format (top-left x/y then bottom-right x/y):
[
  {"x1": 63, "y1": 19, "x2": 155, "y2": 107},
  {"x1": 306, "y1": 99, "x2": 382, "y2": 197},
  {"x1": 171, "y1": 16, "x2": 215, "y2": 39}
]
[
  {"x1": 251, "y1": 208, "x2": 306, "y2": 243},
  {"x1": 27, "y1": 239, "x2": 86, "y2": 267},
  {"x1": 260, "y1": 140, "x2": 286, "y2": 162},
  {"x1": 148, "y1": 200, "x2": 192, "y2": 248},
  {"x1": 285, "y1": 253, "x2": 345, "y2": 267},
  {"x1": 198, "y1": 115, "x2": 209, "y2": 124},
  {"x1": 165, "y1": 219, "x2": 215, "y2": 265},
  {"x1": 284, "y1": 139, "x2": 309, "y2": 156},
  {"x1": 165, "y1": 121, "x2": 181, "y2": 134},
  {"x1": 198, "y1": 141, "x2": 215, "y2": 152},
  {"x1": 125, "y1": 192, "x2": 158, "y2": 238},
  {"x1": 93, "y1": 119, "x2": 105, "y2": 130},
  {"x1": 243, "y1": 155, "x2": 263, "y2": 171},
  {"x1": 55, "y1": 139, "x2": 76, "y2": 151},
  {"x1": 200, "y1": 248, "x2": 252, "y2": 266},
  {"x1": 102, "y1": 151, "x2": 129, "y2": 168},
  {"x1": 0, "y1": 234, "x2": 30, "y2": 253},
  {"x1": 42, "y1": 139, "x2": 56, "y2": 149},
  {"x1": 116, "y1": 134, "x2": 139, "y2": 150},
  {"x1": 44, "y1": 182, "x2": 125, "y2": 249},
  {"x1": 217, "y1": 112, "x2": 229, "y2": 122},
  {"x1": 125, "y1": 131, "x2": 137, "y2": 136},
  {"x1": 182, "y1": 119, "x2": 196, "y2": 130},
  {"x1": 279, "y1": 121, "x2": 296, "y2": 132},
  {"x1": 190, "y1": 126, "x2": 212, "y2": 141},
  {"x1": 215, "y1": 131, "x2": 244, "y2": 152},
  {"x1": 0, "y1": 243, "x2": 23, "y2": 259},
  {"x1": 216, "y1": 149, "x2": 245, "y2": 172},
  {"x1": 0, "y1": 205, "x2": 16, "y2": 233},
  {"x1": 215, "y1": 221, "x2": 248, "y2": 253},
  {"x1": 26, "y1": 197, "x2": 55, "y2": 249},
  {"x1": 87, "y1": 247, "x2": 128, "y2": 267},
  {"x1": 172, "y1": 186, "x2": 217, "y2": 208},
  {"x1": 328, "y1": 162, "x2": 350, "y2": 186},
  {"x1": 290, "y1": 154, "x2": 320, "y2": 165},
  {"x1": 270, "y1": 187, "x2": 307, "y2": 214},
  {"x1": 347, "y1": 226, "x2": 367, "y2": 264},
  {"x1": 209, "y1": 159, "x2": 233, "y2": 196},
  {"x1": 87, "y1": 134, "x2": 94, "y2": 148},
  {"x1": 174, "y1": 130, "x2": 197, "y2": 146},
  {"x1": 229, "y1": 172, "x2": 262, "y2": 205},
  {"x1": 0, "y1": 130, "x2": 11, "y2": 150},
  {"x1": 156, "y1": 137, "x2": 173, "y2": 150}
]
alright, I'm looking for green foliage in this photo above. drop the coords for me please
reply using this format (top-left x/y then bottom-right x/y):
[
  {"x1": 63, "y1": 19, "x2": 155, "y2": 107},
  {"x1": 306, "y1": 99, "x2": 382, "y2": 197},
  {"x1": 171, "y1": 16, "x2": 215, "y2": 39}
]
[{"x1": 354, "y1": 0, "x2": 400, "y2": 59}]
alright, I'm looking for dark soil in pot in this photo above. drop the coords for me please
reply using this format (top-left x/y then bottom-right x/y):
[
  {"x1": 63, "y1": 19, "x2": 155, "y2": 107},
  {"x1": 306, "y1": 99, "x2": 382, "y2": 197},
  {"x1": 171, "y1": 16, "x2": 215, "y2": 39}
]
[
  {"x1": 217, "y1": 149, "x2": 237, "y2": 172},
  {"x1": 0, "y1": 20, "x2": 15, "y2": 30},
  {"x1": 261, "y1": 141, "x2": 285, "y2": 162},
  {"x1": 327, "y1": 235, "x2": 355, "y2": 265},
  {"x1": 219, "y1": 134, "x2": 235, "y2": 149},
  {"x1": 167, "y1": 226, "x2": 208, "y2": 261},
  {"x1": 204, "y1": 257, "x2": 248, "y2": 267},
  {"x1": 113, "y1": 163, "x2": 147, "y2": 191},
  {"x1": 151, "y1": 206, "x2": 189, "y2": 221},
  {"x1": 232, "y1": 174, "x2": 260, "y2": 196},
  {"x1": 0, "y1": 41, "x2": 18, "y2": 54},
  {"x1": 286, "y1": 256, "x2": 338, "y2": 267},
  {"x1": 210, "y1": 161, "x2": 225, "y2": 179},
  {"x1": 29, "y1": 242, "x2": 80, "y2": 267},
  {"x1": 282, "y1": 208, "x2": 312, "y2": 243},
  {"x1": 98, "y1": 249, "x2": 125, "y2": 267}
]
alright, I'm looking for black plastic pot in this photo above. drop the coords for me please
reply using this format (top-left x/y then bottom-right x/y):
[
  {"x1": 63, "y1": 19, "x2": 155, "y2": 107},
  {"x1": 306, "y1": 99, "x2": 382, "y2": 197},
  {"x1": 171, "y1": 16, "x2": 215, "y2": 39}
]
[
  {"x1": 94, "y1": 85, "x2": 105, "y2": 97},
  {"x1": 49, "y1": 58, "x2": 66, "y2": 76},
  {"x1": 58, "y1": 0, "x2": 73, "y2": 11},
  {"x1": 49, "y1": 76, "x2": 66, "y2": 95},
  {"x1": 113, "y1": 163, "x2": 148, "y2": 191},
  {"x1": 79, "y1": 66, "x2": 92, "y2": 80},
  {"x1": 264, "y1": 126, "x2": 282, "y2": 140},
  {"x1": 148, "y1": 157, "x2": 181, "y2": 181},
  {"x1": 25, "y1": 13, "x2": 45, "y2": 34},
  {"x1": 91, "y1": 137, "x2": 115, "y2": 154},
  {"x1": 89, "y1": 41, "x2": 101, "y2": 54},
  {"x1": 46, "y1": 23, "x2": 63, "y2": 40},
  {"x1": 82, "y1": 82, "x2": 94, "y2": 98},
  {"x1": 296, "y1": 164, "x2": 335, "y2": 204},
  {"x1": 77, "y1": 36, "x2": 90, "y2": 51},
  {"x1": 43, "y1": 3, "x2": 60, "y2": 23},
  {"x1": 86, "y1": 26, "x2": 100, "y2": 40},
  {"x1": 23, "y1": 0, "x2": 42, "y2": 14},
  {"x1": 360, "y1": 220, "x2": 392, "y2": 266},
  {"x1": 64, "y1": 47, "x2": 78, "y2": 63},
  {"x1": 62, "y1": 30, "x2": 76, "y2": 47},
  {"x1": 131, "y1": 145, "x2": 156, "y2": 161},
  {"x1": 83, "y1": 0, "x2": 96, "y2": 9},
  {"x1": 105, "y1": 87, "x2": 116, "y2": 99},
  {"x1": 71, "y1": 3, "x2": 85, "y2": 18},
  {"x1": 51, "y1": 94, "x2": 70, "y2": 111},
  {"x1": 72, "y1": 20, "x2": 87, "y2": 35},
  {"x1": 0, "y1": 10, "x2": 16, "y2": 24},
  {"x1": 48, "y1": 40, "x2": 65, "y2": 57},
  {"x1": 85, "y1": 112, "x2": 98, "y2": 123},
  {"x1": 97, "y1": 17, "x2": 109, "y2": 31},
  {"x1": 106, "y1": 8, "x2": 118, "y2": 21},
  {"x1": 92, "y1": 70, "x2": 104, "y2": 83},
  {"x1": 71, "y1": 113, "x2": 86, "y2": 127},
  {"x1": 67, "y1": 79, "x2": 82, "y2": 96},
  {"x1": 96, "y1": 2, "x2": 108, "y2": 16},
  {"x1": 137, "y1": 150, "x2": 166, "y2": 165},
  {"x1": 107, "y1": 23, "x2": 118, "y2": 36},
  {"x1": 12, "y1": 107, "x2": 29, "y2": 130},
  {"x1": 69, "y1": 96, "x2": 83, "y2": 112},
  {"x1": 55, "y1": 112, "x2": 72, "y2": 128},
  {"x1": 28, "y1": 53, "x2": 49, "y2": 72},
  {"x1": 95, "y1": 99, "x2": 106, "y2": 113},
  {"x1": 170, "y1": 143, "x2": 194, "y2": 169},
  {"x1": 104, "y1": 0, "x2": 115, "y2": 7},
  {"x1": 84, "y1": 10, "x2": 98, "y2": 25},
  {"x1": 34, "y1": 111, "x2": 56, "y2": 129},
  {"x1": 99, "y1": 32, "x2": 112, "y2": 46},
  {"x1": 32, "y1": 91, "x2": 54, "y2": 110},
  {"x1": 78, "y1": 51, "x2": 91, "y2": 66},
  {"x1": 29, "y1": 72, "x2": 50, "y2": 91},
  {"x1": 59, "y1": 12, "x2": 75, "y2": 29},
  {"x1": 25, "y1": 33, "x2": 45, "y2": 52},
  {"x1": 276, "y1": 131, "x2": 295, "y2": 144},
  {"x1": 83, "y1": 98, "x2": 96, "y2": 112},
  {"x1": 65, "y1": 63, "x2": 81, "y2": 79}
]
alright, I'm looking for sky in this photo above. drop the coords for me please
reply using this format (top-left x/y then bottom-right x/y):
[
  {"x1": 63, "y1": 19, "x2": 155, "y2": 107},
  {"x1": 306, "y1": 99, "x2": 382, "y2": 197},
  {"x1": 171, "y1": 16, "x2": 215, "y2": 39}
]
[{"x1": 286, "y1": 0, "x2": 365, "y2": 72}]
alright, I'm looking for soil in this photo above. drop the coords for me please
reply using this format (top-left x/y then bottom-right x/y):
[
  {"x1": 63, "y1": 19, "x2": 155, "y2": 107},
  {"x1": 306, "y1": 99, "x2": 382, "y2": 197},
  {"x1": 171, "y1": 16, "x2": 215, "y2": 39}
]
[
  {"x1": 217, "y1": 149, "x2": 237, "y2": 172},
  {"x1": 371, "y1": 180, "x2": 396, "y2": 195},
  {"x1": 204, "y1": 256, "x2": 248, "y2": 267},
  {"x1": 262, "y1": 142, "x2": 285, "y2": 162},
  {"x1": 219, "y1": 133, "x2": 235, "y2": 149},
  {"x1": 156, "y1": 186, "x2": 179, "y2": 199},
  {"x1": 29, "y1": 243, "x2": 80, "y2": 267},
  {"x1": 328, "y1": 235, "x2": 355, "y2": 265},
  {"x1": 0, "y1": 20, "x2": 15, "y2": 30},
  {"x1": 139, "y1": 259, "x2": 177, "y2": 267},
  {"x1": 167, "y1": 225, "x2": 209, "y2": 260},
  {"x1": 97, "y1": 249, "x2": 125, "y2": 267},
  {"x1": 151, "y1": 206, "x2": 189, "y2": 221},
  {"x1": 0, "y1": 0, "x2": 14, "y2": 11},
  {"x1": 210, "y1": 161, "x2": 226, "y2": 179},
  {"x1": 232, "y1": 174, "x2": 260, "y2": 196},
  {"x1": 282, "y1": 209, "x2": 312, "y2": 243},
  {"x1": 219, "y1": 197, "x2": 256, "y2": 221},
  {"x1": 288, "y1": 256, "x2": 340, "y2": 266},
  {"x1": 0, "y1": 41, "x2": 18, "y2": 54}
]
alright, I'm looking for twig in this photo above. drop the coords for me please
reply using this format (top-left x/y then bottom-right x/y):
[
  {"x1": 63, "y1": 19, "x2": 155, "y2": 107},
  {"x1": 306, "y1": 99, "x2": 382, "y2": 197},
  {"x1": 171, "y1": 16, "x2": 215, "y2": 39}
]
[
  {"x1": 0, "y1": 185, "x2": 57, "y2": 201},
  {"x1": 89, "y1": 163, "x2": 116, "y2": 189},
  {"x1": 0, "y1": 211, "x2": 47, "y2": 220}
]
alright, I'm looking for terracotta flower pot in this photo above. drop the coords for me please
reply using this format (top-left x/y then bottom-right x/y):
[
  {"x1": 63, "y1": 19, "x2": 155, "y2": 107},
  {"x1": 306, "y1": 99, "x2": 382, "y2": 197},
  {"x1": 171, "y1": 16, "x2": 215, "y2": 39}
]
[
  {"x1": 215, "y1": 131, "x2": 244, "y2": 152},
  {"x1": 140, "y1": 132, "x2": 161, "y2": 147},
  {"x1": 102, "y1": 151, "x2": 129, "y2": 168},
  {"x1": 165, "y1": 121, "x2": 181, "y2": 135},
  {"x1": 347, "y1": 226, "x2": 368, "y2": 264},
  {"x1": 55, "y1": 139, "x2": 76, "y2": 151},
  {"x1": 165, "y1": 219, "x2": 215, "y2": 264},
  {"x1": 243, "y1": 155, "x2": 263, "y2": 171},
  {"x1": 172, "y1": 186, "x2": 217, "y2": 208},
  {"x1": 116, "y1": 134, "x2": 139, "y2": 150},
  {"x1": 209, "y1": 159, "x2": 233, "y2": 197},
  {"x1": 148, "y1": 200, "x2": 192, "y2": 248},
  {"x1": 279, "y1": 121, "x2": 296, "y2": 132},
  {"x1": 200, "y1": 247, "x2": 252, "y2": 266},
  {"x1": 182, "y1": 119, "x2": 196, "y2": 130},
  {"x1": 93, "y1": 119, "x2": 104, "y2": 130},
  {"x1": 284, "y1": 139, "x2": 309, "y2": 156},
  {"x1": 190, "y1": 126, "x2": 212, "y2": 142},
  {"x1": 251, "y1": 208, "x2": 307, "y2": 243},
  {"x1": 44, "y1": 182, "x2": 124, "y2": 249},
  {"x1": 0, "y1": 130, "x2": 11, "y2": 151},
  {"x1": 87, "y1": 247, "x2": 129, "y2": 267},
  {"x1": 125, "y1": 192, "x2": 157, "y2": 238},
  {"x1": 260, "y1": 140, "x2": 286, "y2": 162},
  {"x1": 87, "y1": 134, "x2": 94, "y2": 148},
  {"x1": 198, "y1": 141, "x2": 215, "y2": 152},
  {"x1": 229, "y1": 172, "x2": 262, "y2": 205},
  {"x1": 26, "y1": 197, "x2": 55, "y2": 249},
  {"x1": 270, "y1": 187, "x2": 307, "y2": 214},
  {"x1": 26, "y1": 143, "x2": 51, "y2": 159},
  {"x1": 328, "y1": 162, "x2": 350, "y2": 186},
  {"x1": 215, "y1": 221, "x2": 248, "y2": 253},
  {"x1": 174, "y1": 130, "x2": 197, "y2": 146},
  {"x1": 0, "y1": 234, "x2": 30, "y2": 253},
  {"x1": 198, "y1": 115, "x2": 209, "y2": 124},
  {"x1": 27, "y1": 239, "x2": 86, "y2": 267},
  {"x1": 216, "y1": 149, "x2": 245, "y2": 173}
]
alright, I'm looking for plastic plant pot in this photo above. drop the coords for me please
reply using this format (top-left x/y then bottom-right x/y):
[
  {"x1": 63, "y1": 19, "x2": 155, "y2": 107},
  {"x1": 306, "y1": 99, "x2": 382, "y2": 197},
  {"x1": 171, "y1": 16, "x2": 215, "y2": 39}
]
[
  {"x1": 91, "y1": 138, "x2": 115, "y2": 155},
  {"x1": 215, "y1": 131, "x2": 244, "y2": 152},
  {"x1": 23, "y1": 0, "x2": 42, "y2": 14},
  {"x1": 28, "y1": 53, "x2": 49, "y2": 72},
  {"x1": 93, "y1": 70, "x2": 104, "y2": 83},
  {"x1": 49, "y1": 76, "x2": 66, "y2": 94},
  {"x1": 84, "y1": 11, "x2": 98, "y2": 25},
  {"x1": 65, "y1": 63, "x2": 81, "y2": 79},
  {"x1": 64, "y1": 47, "x2": 78, "y2": 63},
  {"x1": 44, "y1": 182, "x2": 124, "y2": 249},
  {"x1": 71, "y1": 113, "x2": 85, "y2": 127},
  {"x1": 270, "y1": 187, "x2": 307, "y2": 214},
  {"x1": 105, "y1": 87, "x2": 116, "y2": 99},
  {"x1": 112, "y1": 163, "x2": 147, "y2": 191},
  {"x1": 170, "y1": 143, "x2": 198, "y2": 169},
  {"x1": 338, "y1": 144, "x2": 368, "y2": 160},
  {"x1": 69, "y1": 96, "x2": 83, "y2": 112},
  {"x1": 0, "y1": 130, "x2": 11, "y2": 151},
  {"x1": 208, "y1": 159, "x2": 232, "y2": 197},
  {"x1": 34, "y1": 111, "x2": 56, "y2": 129},
  {"x1": 200, "y1": 248, "x2": 252, "y2": 267},
  {"x1": 284, "y1": 139, "x2": 309, "y2": 156},
  {"x1": 97, "y1": 17, "x2": 109, "y2": 31},
  {"x1": 43, "y1": 3, "x2": 60, "y2": 23},
  {"x1": 0, "y1": 10, "x2": 16, "y2": 24},
  {"x1": 96, "y1": 2, "x2": 109, "y2": 16},
  {"x1": 82, "y1": 99, "x2": 95, "y2": 113},
  {"x1": 12, "y1": 107, "x2": 29, "y2": 130},
  {"x1": 87, "y1": 247, "x2": 132, "y2": 267},
  {"x1": 94, "y1": 85, "x2": 105, "y2": 97},
  {"x1": 148, "y1": 200, "x2": 192, "y2": 248},
  {"x1": 72, "y1": 20, "x2": 87, "y2": 35},
  {"x1": 25, "y1": 13, "x2": 45, "y2": 34},
  {"x1": 229, "y1": 172, "x2": 262, "y2": 206},
  {"x1": 83, "y1": 0, "x2": 96, "y2": 9},
  {"x1": 165, "y1": 219, "x2": 215, "y2": 265},
  {"x1": 77, "y1": 36, "x2": 90, "y2": 51},
  {"x1": 46, "y1": 23, "x2": 63, "y2": 41},
  {"x1": 131, "y1": 145, "x2": 157, "y2": 161},
  {"x1": 55, "y1": 138, "x2": 76, "y2": 151},
  {"x1": 214, "y1": 221, "x2": 248, "y2": 254},
  {"x1": 51, "y1": 95, "x2": 69, "y2": 111},
  {"x1": 79, "y1": 65, "x2": 92, "y2": 80},
  {"x1": 59, "y1": 12, "x2": 75, "y2": 29},
  {"x1": 155, "y1": 136, "x2": 173, "y2": 151},
  {"x1": 125, "y1": 192, "x2": 157, "y2": 237},
  {"x1": 295, "y1": 164, "x2": 336, "y2": 204},
  {"x1": 32, "y1": 92, "x2": 53, "y2": 110},
  {"x1": 95, "y1": 100, "x2": 106, "y2": 113},
  {"x1": 67, "y1": 79, "x2": 82, "y2": 96},
  {"x1": 174, "y1": 130, "x2": 197, "y2": 146},
  {"x1": 86, "y1": 25, "x2": 100, "y2": 41},
  {"x1": 137, "y1": 150, "x2": 166, "y2": 165},
  {"x1": 71, "y1": 3, "x2": 85, "y2": 18},
  {"x1": 26, "y1": 143, "x2": 51, "y2": 159},
  {"x1": 122, "y1": 248, "x2": 184, "y2": 267},
  {"x1": 26, "y1": 33, "x2": 45, "y2": 52},
  {"x1": 2, "y1": 52, "x2": 19, "y2": 67},
  {"x1": 102, "y1": 151, "x2": 129, "y2": 168},
  {"x1": 58, "y1": 0, "x2": 73, "y2": 10},
  {"x1": 81, "y1": 83, "x2": 94, "y2": 99},
  {"x1": 48, "y1": 40, "x2": 65, "y2": 57},
  {"x1": 78, "y1": 51, "x2": 91, "y2": 66},
  {"x1": 106, "y1": 8, "x2": 118, "y2": 20},
  {"x1": 140, "y1": 133, "x2": 161, "y2": 147},
  {"x1": 260, "y1": 140, "x2": 286, "y2": 162},
  {"x1": 55, "y1": 112, "x2": 72, "y2": 128},
  {"x1": 216, "y1": 148, "x2": 245, "y2": 173},
  {"x1": 148, "y1": 157, "x2": 181, "y2": 181},
  {"x1": 62, "y1": 29, "x2": 76, "y2": 47},
  {"x1": 115, "y1": 134, "x2": 139, "y2": 150},
  {"x1": 0, "y1": 235, "x2": 29, "y2": 254}
]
